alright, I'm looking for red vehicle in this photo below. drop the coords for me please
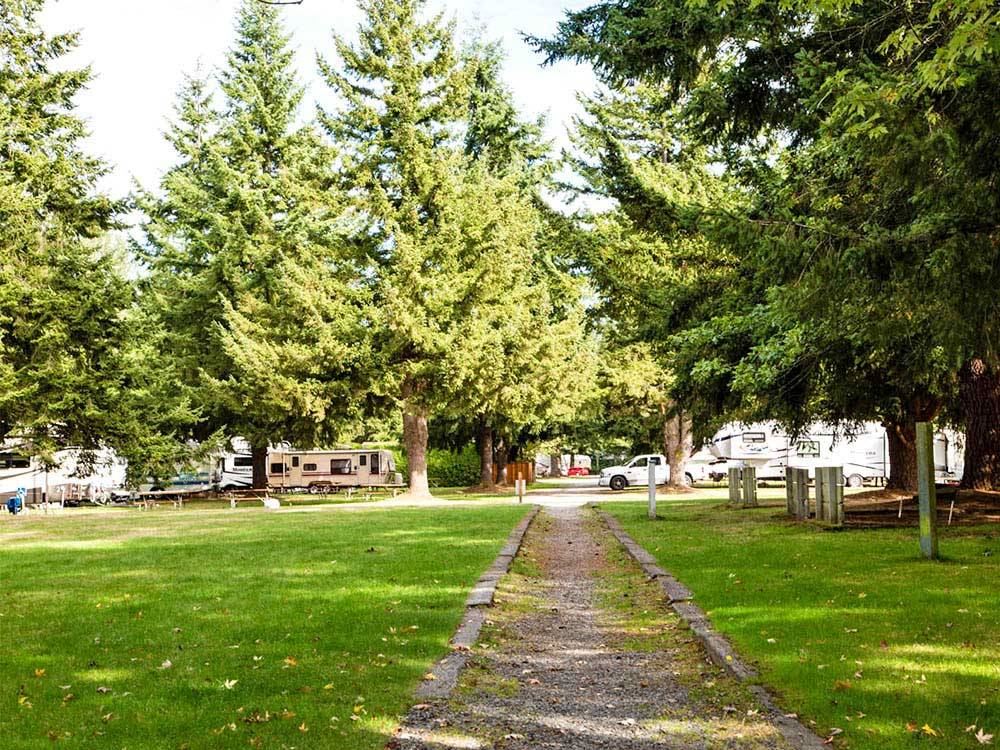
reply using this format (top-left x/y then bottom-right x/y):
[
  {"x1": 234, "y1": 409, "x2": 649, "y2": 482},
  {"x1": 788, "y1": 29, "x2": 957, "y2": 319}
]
[{"x1": 567, "y1": 466, "x2": 590, "y2": 477}]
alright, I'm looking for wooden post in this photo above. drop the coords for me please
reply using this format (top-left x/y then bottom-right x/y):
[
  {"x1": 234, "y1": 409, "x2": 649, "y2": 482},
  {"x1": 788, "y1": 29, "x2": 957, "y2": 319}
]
[
  {"x1": 728, "y1": 467, "x2": 742, "y2": 504},
  {"x1": 647, "y1": 462, "x2": 656, "y2": 519},
  {"x1": 785, "y1": 471, "x2": 794, "y2": 515},
  {"x1": 517, "y1": 472, "x2": 524, "y2": 504},
  {"x1": 916, "y1": 422, "x2": 939, "y2": 559},
  {"x1": 742, "y1": 466, "x2": 757, "y2": 506},
  {"x1": 814, "y1": 467, "x2": 826, "y2": 521},
  {"x1": 794, "y1": 468, "x2": 809, "y2": 520},
  {"x1": 826, "y1": 466, "x2": 844, "y2": 526}
]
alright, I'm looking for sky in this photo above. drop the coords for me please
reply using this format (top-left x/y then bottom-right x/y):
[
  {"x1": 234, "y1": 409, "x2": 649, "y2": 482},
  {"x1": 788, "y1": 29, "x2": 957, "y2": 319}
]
[{"x1": 38, "y1": 0, "x2": 599, "y2": 199}]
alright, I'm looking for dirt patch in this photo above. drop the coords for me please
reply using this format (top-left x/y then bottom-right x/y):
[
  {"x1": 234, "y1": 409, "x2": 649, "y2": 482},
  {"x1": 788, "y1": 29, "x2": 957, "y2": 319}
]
[
  {"x1": 391, "y1": 507, "x2": 794, "y2": 749},
  {"x1": 845, "y1": 488, "x2": 1000, "y2": 527}
]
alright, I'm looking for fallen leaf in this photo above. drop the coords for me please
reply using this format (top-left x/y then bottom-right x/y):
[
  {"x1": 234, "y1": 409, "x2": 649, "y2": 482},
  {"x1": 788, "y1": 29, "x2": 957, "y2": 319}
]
[
  {"x1": 976, "y1": 729, "x2": 994, "y2": 745},
  {"x1": 160, "y1": 660, "x2": 172, "y2": 670},
  {"x1": 922, "y1": 724, "x2": 938, "y2": 737},
  {"x1": 223, "y1": 679, "x2": 238, "y2": 690},
  {"x1": 34, "y1": 669, "x2": 45, "y2": 678}
]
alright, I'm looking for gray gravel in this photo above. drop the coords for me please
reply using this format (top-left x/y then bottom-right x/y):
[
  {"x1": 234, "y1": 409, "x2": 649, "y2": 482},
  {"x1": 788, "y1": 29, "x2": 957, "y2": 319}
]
[{"x1": 391, "y1": 506, "x2": 793, "y2": 750}]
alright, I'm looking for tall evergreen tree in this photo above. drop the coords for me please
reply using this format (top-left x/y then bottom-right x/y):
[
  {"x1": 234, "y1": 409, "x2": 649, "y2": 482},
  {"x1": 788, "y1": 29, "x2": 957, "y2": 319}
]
[
  {"x1": 0, "y1": 1, "x2": 180, "y2": 475},
  {"x1": 138, "y1": 0, "x2": 367, "y2": 487},
  {"x1": 319, "y1": 0, "x2": 472, "y2": 497}
]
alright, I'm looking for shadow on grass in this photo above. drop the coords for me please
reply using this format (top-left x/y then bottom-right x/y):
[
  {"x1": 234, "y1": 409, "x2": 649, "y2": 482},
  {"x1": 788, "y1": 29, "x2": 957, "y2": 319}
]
[
  {"x1": 602, "y1": 499, "x2": 1000, "y2": 750},
  {"x1": 0, "y1": 505, "x2": 528, "y2": 750}
]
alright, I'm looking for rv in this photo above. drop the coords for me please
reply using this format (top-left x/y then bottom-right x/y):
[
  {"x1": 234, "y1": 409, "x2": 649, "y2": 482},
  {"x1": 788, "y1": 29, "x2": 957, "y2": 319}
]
[
  {"x1": 0, "y1": 446, "x2": 126, "y2": 504},
  {"x1": 710, "y1": 421, "x2": 964, "y2": 486},
  {"x1": 268, "y1": 448, "x2": 402, "y2": 492}
]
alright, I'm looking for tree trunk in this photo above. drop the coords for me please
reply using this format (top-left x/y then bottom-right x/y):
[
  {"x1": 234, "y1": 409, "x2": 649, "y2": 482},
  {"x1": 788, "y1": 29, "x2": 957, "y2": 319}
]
[
  {"x1": 401, "y1": 391, "x2": 431, "y2": 499},
  {"x1": 251, "y1": 443, "x2": 268, "y2": 490},
  {"x1": 663, "y1": 407, "x2": 693, "y2": 490},
  {"x1": 548, "y1": 453, "x2": 563, "y2": 478},
  {"x1": 477, "y1": 421, "x2": 495, "y2": 488},
  {"x1": 959, "y1": 357, "x2": 1000, "y2": 490},
  {"x1": 883, "y1": 419, "x2": 918, "y2": 493},
  {"x1": 495, "y1": 439, "x2": 509, "y2": 486}
]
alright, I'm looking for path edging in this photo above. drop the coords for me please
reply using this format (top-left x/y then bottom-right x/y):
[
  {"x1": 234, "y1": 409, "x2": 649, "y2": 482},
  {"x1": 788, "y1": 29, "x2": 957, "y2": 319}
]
[
  {"x1": 414, "y1": 505, "x2": 540, "y2": 700},
  {"x1": 597, "y1": 508, "x2": 827, "y2": 750}
]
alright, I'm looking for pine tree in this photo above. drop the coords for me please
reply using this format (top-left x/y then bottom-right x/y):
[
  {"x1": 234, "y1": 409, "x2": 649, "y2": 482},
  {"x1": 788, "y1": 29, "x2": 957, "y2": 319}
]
[
  {"x1": 138, "y1": 0, "x2": 367, "y2": 487},
  {"x1": 319, "y1": 0, "x2": 470, "y2": 497},
  {"x1": 0, "y1": 1, "x2": 158, "y2": 468}
]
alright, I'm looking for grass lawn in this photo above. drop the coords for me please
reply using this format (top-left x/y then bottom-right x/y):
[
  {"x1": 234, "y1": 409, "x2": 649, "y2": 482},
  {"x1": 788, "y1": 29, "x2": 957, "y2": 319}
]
[
  {"x1": 602, "y1": 498, "x2": 1000, "y2": 750},
  {"x1": 0, "y1": 504, "x2": 528, "y2": 749}
]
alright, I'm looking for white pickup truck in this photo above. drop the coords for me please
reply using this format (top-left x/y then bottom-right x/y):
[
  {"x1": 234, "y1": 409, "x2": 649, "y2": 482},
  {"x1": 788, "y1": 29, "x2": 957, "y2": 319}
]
[{"x1": 598, "y1": 454, "x2": 669, "y2": 491}]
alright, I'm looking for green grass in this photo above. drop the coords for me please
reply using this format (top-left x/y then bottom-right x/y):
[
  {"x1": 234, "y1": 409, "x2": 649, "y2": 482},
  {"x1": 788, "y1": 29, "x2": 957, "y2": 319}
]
[
  {"x1": 0, "y1": 504, "x2": 528, "y2": 749},
  {"x1": 603, "y1": 498, "x2": 1000, "y2": 749}
]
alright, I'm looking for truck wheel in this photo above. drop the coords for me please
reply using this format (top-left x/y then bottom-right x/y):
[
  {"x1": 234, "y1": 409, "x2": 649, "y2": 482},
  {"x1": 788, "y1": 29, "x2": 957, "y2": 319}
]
[
  {"x1": 847, "y1": 474, "x2": 864, "y2": 488},
  {"x1": 609, "y1": 475, "x2": 627, "y2": 491},
  {"x1": 684, "y1": 473, "x2": 694, "y2": 487}
]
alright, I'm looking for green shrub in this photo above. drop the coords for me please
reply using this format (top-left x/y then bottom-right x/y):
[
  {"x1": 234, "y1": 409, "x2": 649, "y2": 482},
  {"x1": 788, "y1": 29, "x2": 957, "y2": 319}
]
[{"x1": 393, "y1": 444, "x2": 481, "y2": 487}]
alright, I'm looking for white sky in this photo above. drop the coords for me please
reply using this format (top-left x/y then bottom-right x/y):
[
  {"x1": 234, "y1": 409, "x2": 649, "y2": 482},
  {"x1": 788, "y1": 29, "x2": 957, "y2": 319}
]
[{"x1": 39, "y1": 0, "x2": 598, "y2": 199}]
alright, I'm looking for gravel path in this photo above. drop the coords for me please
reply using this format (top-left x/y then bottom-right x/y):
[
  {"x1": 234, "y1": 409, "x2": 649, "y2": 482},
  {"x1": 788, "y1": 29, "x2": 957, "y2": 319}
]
[{"x1": 391, "y1": 506, "x2": 793, "y2": 749}]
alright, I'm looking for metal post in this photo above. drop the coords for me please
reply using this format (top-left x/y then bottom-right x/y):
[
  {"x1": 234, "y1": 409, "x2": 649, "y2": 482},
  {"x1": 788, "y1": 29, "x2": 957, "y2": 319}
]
[
  {"x1": 647, "y1": 461, "x2": 656, "y2": 519},
  {"x1": 916, "y1": 422, "x2": 939, "y2": 559}
]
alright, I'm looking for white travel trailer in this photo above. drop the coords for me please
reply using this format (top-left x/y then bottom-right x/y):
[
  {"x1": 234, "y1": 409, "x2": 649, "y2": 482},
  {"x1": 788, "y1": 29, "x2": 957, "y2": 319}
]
[
  {"x1": 268, "y1": 448, "x2": 403, "y2": 492},
  {"x1": 0, "y1": 446, "x2": 126, "y2": 504},
  {"x1": 710, "y1": 421, "x2": 964, "y2": 486}
]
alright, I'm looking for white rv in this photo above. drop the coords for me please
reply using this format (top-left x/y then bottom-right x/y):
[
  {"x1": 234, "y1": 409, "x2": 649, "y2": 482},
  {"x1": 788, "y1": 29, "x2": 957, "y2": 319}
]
[
  {"x1": 0, "y1": 446, "x2": 126, "y2": 504},
  {"x1": 268, "y1": 448, "x2": 402, "y2": 492},
  {"x1": 710, "y1": 421, "x2": 964, "y2": 486}
]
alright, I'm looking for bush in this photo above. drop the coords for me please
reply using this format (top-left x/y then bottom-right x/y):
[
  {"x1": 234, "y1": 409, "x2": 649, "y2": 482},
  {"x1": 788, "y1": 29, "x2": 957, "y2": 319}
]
[{"x1": 393, "y1": 444, "x2": 481, "y2": 488}]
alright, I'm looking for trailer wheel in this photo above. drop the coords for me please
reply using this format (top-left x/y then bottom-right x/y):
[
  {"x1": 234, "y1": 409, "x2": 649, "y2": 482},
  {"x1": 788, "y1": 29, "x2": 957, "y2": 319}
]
[
  {"x1": 846, "y1": 474, "x2": 864, "y2": 488},
  {"x1": 609, "y1": 475, "x2": 627, "y2": 491}
]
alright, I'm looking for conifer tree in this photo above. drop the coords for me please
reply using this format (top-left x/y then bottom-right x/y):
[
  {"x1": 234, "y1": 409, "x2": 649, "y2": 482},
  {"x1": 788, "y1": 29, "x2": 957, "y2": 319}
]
[
  {"x1": 0, "y1": 1, "x2": 178, "y2": 473},
  {"x1": 139, "y1": 0, "x2": 367, "y2": 487},
  {"x1": 319, "y1": 0, "x2": 470, "y2": 497}
]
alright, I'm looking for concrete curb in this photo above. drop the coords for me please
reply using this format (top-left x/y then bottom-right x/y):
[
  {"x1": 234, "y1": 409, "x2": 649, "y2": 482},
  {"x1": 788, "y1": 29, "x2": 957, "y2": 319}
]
[
  {"x1": 414, "y1": 505, "x2": 540, "y2": 701},
  {"x1": 597, "y1": 509, "x2": 827, "y2": 750}
]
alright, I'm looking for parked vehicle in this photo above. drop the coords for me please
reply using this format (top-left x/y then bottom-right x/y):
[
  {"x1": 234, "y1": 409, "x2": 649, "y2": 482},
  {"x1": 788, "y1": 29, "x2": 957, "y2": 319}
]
[
  {"x1": 709, "y1": 421, "x2": 964, "y2": 486},
  {"x1": 567, "y1": 466, "x2": 590, "y2": 477},
  {"x1": 598, "y1": 454, "x2": 669, "y2": 491},
  {"x1": 268, "y1": 448, "x2": 402, "y2": 492},
  {"x1": 685, "y1": 449, "x2": 739, "y2": 484},
  {"x1": 0, "y1": 445, "x2": 126, "y2": 504}
]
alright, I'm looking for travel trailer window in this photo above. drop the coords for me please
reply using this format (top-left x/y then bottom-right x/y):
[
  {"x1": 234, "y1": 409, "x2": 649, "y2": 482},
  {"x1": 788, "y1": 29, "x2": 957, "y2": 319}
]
[
  {"x1": 330, "y1": 458, "x2": 353, "y2": 475},
  {"x1": 303, "y1": 463, "x2": 318, "y2": 472},
  {"x1": 269, "y1": 462, "x2": 284, "y2": 474},
  {"x1": 233, "y1": 456, "x2": 253, "y2": 468},
  {"x1": 359, "y1": 455, "x2": 367, "y2": 467},
  {"x1": 743, "y1": 432, "x2": 766, "y2": 443},
  {"x1": 292, "y1": 456, "x2": 300, "y2": 468},
  {"x1": 0, "y1": 453, "x2": 30, "y2": 469},
  {"x1": 796, "y1": 440, "x2": 821, "y2": 457}
]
